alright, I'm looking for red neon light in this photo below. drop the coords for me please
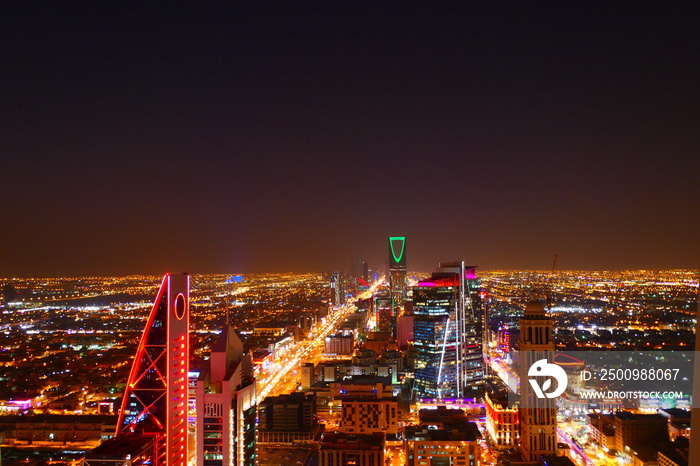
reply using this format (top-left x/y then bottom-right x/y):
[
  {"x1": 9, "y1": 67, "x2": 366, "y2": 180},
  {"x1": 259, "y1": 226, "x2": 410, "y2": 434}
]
[
  {"x1": 116, "y1": 275, "x2": 168, "y2": 433},
  {"x1": 115, "y1": 274, "x2": 190, "y2": 466}
]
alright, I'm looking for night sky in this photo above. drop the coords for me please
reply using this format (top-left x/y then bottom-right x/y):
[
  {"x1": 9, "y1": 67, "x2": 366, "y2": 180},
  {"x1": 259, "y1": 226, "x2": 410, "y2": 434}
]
[{"x1": 2, "y1": 3, "x2": 699, "y2": 277}]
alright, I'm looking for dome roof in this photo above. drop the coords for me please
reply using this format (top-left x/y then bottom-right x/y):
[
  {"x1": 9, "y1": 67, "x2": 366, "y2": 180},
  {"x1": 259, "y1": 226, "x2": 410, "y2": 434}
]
[{"x1": 525, "y1": 300, "x2": 546, "y2": 316}]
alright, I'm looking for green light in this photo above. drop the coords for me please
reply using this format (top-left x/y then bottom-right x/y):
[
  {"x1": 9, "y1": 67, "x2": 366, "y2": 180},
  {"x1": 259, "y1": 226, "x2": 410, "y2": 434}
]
[{"x1": 389, "y1": 236, "x2": 406, "y2": 264}]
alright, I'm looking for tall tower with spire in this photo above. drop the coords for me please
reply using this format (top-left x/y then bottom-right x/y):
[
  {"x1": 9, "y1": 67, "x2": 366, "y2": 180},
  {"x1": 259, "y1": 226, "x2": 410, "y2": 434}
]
[
  {"x1": 388, "y1": 236, "x2": 407, "y2": 336},
  {"x1": 518, "y1": 300, "x2": 557, "y2": 462}
]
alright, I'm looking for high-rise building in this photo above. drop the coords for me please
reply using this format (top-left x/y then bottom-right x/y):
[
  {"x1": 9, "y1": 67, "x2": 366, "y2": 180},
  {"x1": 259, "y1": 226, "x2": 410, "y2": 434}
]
[
  {"x1": 372, "y1": 291, "x2": 392, "y2": 333},
  {"x1": 330, "y1": 271, "x2": 344, "y2": 307},
  {"x1": 388, "y1": 237, "x2": 407, "y2": 319},
  {"x1": 518, "y1": 300, "x2": 557, "y2": 462},
  {"x1": 86, "y1": 274, "x2": 190, "y2": 466},
  {"x1": 396, "y1": 314, "x2": 413, "y2": 349},
  {"x1": 195, "y1": 326, "x2": 256, "y2": 466},
  {"x1": 301, "y1": 363, "x2": 315, "y2": 390},
  {"x1": 351, "y1": 256, "x2": 369, "y2": 283},
  {"x1": 412, "y1": 262, "x2": 483, "y2": 399}
]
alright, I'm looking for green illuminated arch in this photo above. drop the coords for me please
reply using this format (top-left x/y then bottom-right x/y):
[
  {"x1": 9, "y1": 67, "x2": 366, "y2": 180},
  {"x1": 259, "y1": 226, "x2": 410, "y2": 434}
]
[{"x1": 389, "y1": 237, "x2": 406, "y2": 264}]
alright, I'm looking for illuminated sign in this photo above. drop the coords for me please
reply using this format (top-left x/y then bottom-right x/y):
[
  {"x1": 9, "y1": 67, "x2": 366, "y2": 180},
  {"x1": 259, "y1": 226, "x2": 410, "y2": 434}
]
[{"x1": 389, "y1": 236, "x2": 406, "y2": 266}]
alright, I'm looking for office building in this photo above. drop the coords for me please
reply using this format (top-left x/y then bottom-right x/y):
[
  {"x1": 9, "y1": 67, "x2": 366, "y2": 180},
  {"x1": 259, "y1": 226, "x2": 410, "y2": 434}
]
[
  {"x1": 330, "y1": 271, "x2": 344, "y2": 307},
  {"x1": 658, "y1": 437, "x2": 690, "y2": 466},
  {"x1": 324, "y1": 333, "x2": 354, "y2": 355},
  {"x1": 195, "y1": 326, "x2": 256, "y2": 466},
  {"x1": 374, "y1": 293, "x2": 393, "y2": 333},
  {"x1": 412, "y1": 262, "x2": 483, "y2": 399},
  {"x1": 588, "y1": 413, "x2": 616, "y2": 450},
  {"x1": 87, "y1": 274, "x2": 190, "y2": 466},
  {"x1": 319, "y1": 433, "x2": 385, "y2": 466},
  {"x1": 338, "y1": 398, "x2": 399, "y2": 435},
  {"x1": 485, "y1": 381, "x2": 519, "y2": 450},
  {"x1": 396, "y1": 314, "x2": 413, "y2": 349},
  {"x1": 257, "y1": 392, "x2": 317, "y2": 444},
  {"x1": 614, "y1": 412, "x2": 668, "y2": 453},
  {"x1": 405, "y1": 407, "x2": 482, "y2": 466},
  {"x1": 301, "y1": 363, "x2": 315, "y2": 390}
]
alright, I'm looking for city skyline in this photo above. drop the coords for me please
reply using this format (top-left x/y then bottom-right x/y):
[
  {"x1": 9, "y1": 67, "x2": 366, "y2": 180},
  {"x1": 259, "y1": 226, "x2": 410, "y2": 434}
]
[
  {"x1": 0, "y1": 268, "x2": 696, "y2": 465},
  {"x1": 2, "y1": 3, "x2": 699, "y2": 276}
]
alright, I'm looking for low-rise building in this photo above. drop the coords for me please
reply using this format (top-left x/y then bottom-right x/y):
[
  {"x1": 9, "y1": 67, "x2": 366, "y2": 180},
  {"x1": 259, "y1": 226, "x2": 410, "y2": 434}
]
[
  {"x1": 338, "y1": 397, "x2": 398, "y2": 435},
  {"x1": 319, "y1": 433, "x2": 384, "y2": 466},
  {"x1": 406, "y1": 407, "x2": 482, "y2": 466},
  {"x1": 325, "y1": 334, "x2": 354, "y2": 355},
  {"x1": 257, "y1": 392, "x2": 319, "y2": 444},
  {"x1": 485, "y1": 386, "x2": 518, "y2": 450},
  {"x1": 615, "y1": 412, "x2": 668, "y2": 453},
  {"x1": 588, "y1": 413, "x2": 615, "y2": 450},
  {"x1": 658, "y1": 437, "x2": 689, "y2": 466},
  {"x1": 0, "y1": 414, "x2": 116, "y2": 448}
]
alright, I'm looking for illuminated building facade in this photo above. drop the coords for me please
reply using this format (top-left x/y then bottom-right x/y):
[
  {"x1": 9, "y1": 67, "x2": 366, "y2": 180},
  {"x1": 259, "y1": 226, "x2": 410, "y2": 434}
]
[
  {"x1": 485, "y1": 384, "x2": 519, "y2": 450},
  {"x1": 196, "y1": 326, "x2": 256, "y2": 466},
  {"x1": 319, "y1": 433, "x2": 385, "y2": 466},
  {"x1": 497, "y1": 325, "x2": 511, "y2": 353},
  {"x1": 406, "y1": 407, "x2": 482, "y2": 466},
  {"x1": 518, "y1": 300, "x2": 557, "y2": 462},
  {"x1": 412, "y1": 262, "x2": 483, "y2": 399},
  {"x1": 324, "y1": 333, "x2": 354, "y2": 355},
  {"x1": 388, "y1": 236, "x2": 407, "y2": 320},
  {"x1": 330, "y1": 271, "x2": 344, "y2": 307},
  {"x1": 86, "y1": 274, "x2": 190, "y2": 466},
  {"x1": 339, "y1": 398, "x2": 399, "y2": 435},
  {"x1": 373, "y1": 293, "x2": 392, "y2": 333}
]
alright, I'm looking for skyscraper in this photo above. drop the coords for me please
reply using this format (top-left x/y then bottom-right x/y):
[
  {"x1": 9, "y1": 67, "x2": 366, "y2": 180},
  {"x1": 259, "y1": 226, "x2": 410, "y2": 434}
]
[
  {"x1": 86, "y1": 273, "x2": 190, "y2": 466},
  {"x1": 518, "y1": 300, "x2": 557, "y2": 461},
  {"x1": 412, "y1": 262, "x2": 483, "y2": 399},
  {"x1": 388, "y1": 236, "x2": 407, "y2": 318},
  {"x1": 330, "y1": 271, "x2": 344, "y2": 307},
  {"x1": 195, "y1": 326, "x2": 256, "y2": 466}
]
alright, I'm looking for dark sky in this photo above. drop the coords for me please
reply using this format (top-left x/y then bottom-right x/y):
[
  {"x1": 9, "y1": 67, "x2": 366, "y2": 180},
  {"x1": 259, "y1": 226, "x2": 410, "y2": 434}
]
[{"x1": 2, "y1": 3, "x2": 699, "y2": 276}]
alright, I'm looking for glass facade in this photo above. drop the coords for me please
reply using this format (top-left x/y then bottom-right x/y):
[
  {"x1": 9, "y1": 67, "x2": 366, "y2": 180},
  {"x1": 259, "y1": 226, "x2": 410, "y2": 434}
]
[{"x1": 412, "y1": 264, "x2": 483, "y2": 399}]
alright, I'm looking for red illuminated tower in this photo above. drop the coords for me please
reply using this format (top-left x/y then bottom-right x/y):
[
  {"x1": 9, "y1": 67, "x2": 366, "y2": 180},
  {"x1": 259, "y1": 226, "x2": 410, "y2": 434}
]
[{"x1": 87, "y1": 273, "x2": 190, "y2": 466}]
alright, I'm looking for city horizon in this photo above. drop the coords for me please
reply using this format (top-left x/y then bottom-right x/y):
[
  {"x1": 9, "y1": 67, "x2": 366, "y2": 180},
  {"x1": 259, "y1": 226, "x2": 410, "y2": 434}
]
[{"x1": 1, "y1": 267, "x2": 697, "y2": 280}]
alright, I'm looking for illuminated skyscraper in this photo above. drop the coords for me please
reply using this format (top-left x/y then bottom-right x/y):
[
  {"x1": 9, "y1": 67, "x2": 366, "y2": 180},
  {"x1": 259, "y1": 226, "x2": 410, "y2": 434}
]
[
  {"x1": 412, "y1": 262, "x2": 483, "y2": 399},
  {"x1": 388, "y1": 236, "x2": 407, "y2": 333},
  {"x1": 330, "y1": 271, "x2": 344, "y2": 307},
  {"x1": 518, "y1": 300, "x2": 557, "y2": 461},
  {"x1": 196, "y1": 326, "x2": 256, "y2": 466},
  {"x1": 86, "y1": 273, "x2": 190, "y2": 466}
]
